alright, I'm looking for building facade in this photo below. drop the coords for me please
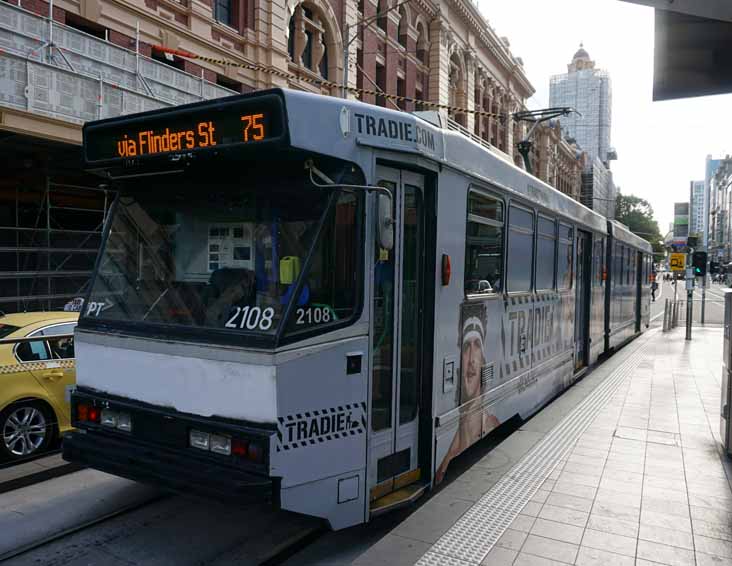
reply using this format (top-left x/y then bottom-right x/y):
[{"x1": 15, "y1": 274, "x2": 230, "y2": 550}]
[
  {"x1": 689, "y1": 180, "x2": 705, "y2": 238},
  {"x1": 704, "y1": 154, "x2": 722, "y2": 249},
  {"x1": 581, "y1": 158, "x2": 616, "y2": 219},
  {"x1": 673, "y1": 202, "x2": 690, "y2": 242},
  {"x1": 710, "y1": 157, "x2": 732, "y2": 263},
  {"x1": 0, "y1": 0, "x2": 585, "y2": 312},
  {"x1": 549, "y1": 45, "x2": 614, "y2": 165}
]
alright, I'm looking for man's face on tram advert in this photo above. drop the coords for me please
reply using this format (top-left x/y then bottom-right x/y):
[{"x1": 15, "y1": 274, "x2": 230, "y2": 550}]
[{"x1": 460, "y1": 306, "x2": 487, "y2": 403}]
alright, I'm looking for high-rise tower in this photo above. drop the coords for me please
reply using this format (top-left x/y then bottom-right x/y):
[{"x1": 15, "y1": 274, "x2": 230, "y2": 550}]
[{"x1": 549, "y1": 45, "x2": 613, "y2": 165}]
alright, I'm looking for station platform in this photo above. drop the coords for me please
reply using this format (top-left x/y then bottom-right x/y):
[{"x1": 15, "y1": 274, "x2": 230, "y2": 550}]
[{"x1": 353, "y1": 327, "x2": 732, "y2": 566}]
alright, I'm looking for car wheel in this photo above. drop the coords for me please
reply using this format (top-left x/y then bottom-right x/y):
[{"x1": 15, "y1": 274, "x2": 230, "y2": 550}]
[{"x1": 0, "y1": 402, "x2": 54, "y2": 461}]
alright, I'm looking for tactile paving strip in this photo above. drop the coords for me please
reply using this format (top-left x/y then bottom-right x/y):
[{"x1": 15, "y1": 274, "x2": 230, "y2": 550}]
[{"x1": 416, "y1": 339, "x2": 649, "y2": 565}]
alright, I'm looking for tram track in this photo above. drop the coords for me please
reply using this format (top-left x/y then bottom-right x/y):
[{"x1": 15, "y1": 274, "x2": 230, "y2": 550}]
[
  {"x1": 0, "y1": 466, "x2": 325, "y2": 566},
  {"x1": 0, "y1": 492, "x2": 171, "y2": 564}
]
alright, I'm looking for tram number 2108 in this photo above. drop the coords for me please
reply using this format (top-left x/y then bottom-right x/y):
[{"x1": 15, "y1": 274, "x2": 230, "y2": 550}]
[
  {"x1": 296, "y1": 307, "x2": 332, "y2": 325},
  {"x1": 225, "y1": 306, "x2": 275, "y2": 330}
]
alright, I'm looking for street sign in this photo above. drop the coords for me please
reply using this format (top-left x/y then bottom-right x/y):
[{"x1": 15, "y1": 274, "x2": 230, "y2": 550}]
[{"x1": 670, "y1": 253, "x2": 686, "y2": 271}]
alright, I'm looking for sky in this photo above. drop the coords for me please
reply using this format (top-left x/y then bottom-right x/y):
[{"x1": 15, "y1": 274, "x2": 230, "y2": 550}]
[{"x1": 476, "y1": 0, "x2": 732, "y2": 233}]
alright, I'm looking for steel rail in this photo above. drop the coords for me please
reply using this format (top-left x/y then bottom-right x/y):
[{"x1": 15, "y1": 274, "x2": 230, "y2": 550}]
[{"x1": 0, "y1": 492, "x2": 171, "y2": 563}]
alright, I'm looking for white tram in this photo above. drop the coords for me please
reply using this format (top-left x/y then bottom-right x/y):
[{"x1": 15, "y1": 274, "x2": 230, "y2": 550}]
[{"x1": 65, "y1": 89, "x2": 652, "y2": 529}]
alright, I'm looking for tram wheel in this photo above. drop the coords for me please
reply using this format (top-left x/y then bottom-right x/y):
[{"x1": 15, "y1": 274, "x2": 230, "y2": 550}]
[{"x1": 0, "y1": 401, "x2": 54, "y2": 461}]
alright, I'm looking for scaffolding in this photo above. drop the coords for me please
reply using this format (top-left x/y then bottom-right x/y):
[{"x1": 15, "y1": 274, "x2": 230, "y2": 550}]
[
  {"x1": 0, "y1": 2, "x2": 234, "y2": 128},
  {"x1": 0, "y1": 1, "x2": 237, "y2": 313},
  {"x1": 0, "y1": 178, "x2": 111, "y2": 313}
]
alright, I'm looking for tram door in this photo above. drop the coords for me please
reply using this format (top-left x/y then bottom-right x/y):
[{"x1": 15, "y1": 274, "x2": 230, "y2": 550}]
[
  {"x1": 574, "y1": 231, "x2": 592, "y2": 370},
  {"x1": 369, "y1": 166, "x2": 425, "y2": 510}
]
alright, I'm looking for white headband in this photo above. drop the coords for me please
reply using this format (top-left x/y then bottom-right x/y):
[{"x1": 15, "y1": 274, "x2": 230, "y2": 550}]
[{"x1": 462, "y1": 316, "x2": 485, "y2": 346}]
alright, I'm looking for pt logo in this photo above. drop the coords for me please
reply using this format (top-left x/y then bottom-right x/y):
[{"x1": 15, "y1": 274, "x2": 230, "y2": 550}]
[{"x1": 276, "y1": 403, "x2": 366, "y2": 451}]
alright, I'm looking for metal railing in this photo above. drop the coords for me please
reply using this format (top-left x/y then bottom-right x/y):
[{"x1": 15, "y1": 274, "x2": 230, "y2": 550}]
[{"x1": 662, "y1": 298, "x2": 725, "y2": 331}]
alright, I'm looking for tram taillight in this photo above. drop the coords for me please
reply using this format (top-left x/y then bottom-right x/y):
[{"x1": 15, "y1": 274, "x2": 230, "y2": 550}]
[
  {"x1": 77, "y1": 404, "x2": 100, "y2": 424},
  {"x1": 246, "y1": 442, "x2": 263, "y2": 463},
  {"x1": 231, "y1": 438, "x2": 248, "y2": 456}
]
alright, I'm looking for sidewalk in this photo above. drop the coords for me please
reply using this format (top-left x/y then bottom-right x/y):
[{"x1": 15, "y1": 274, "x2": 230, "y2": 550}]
[{"x1": 354, "y1": 327, "x2": 732, "y2": 566}]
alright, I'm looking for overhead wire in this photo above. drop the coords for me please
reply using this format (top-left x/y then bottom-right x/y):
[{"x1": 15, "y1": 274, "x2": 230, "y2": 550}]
[{"x1": 150, "y1": 44, "x2": 506, "y2": 119}]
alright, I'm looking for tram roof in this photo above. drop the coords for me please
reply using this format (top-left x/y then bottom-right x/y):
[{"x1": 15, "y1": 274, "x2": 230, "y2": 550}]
[
  {"x1": 281, "y1": 89, "x2": 607, "y2": 234},
  {"x1": 84, "y1": 88, "x2": 629, "y2": 238},
  {"x1": 607, "y1": 219, "x2": 653, "y2": 253}
]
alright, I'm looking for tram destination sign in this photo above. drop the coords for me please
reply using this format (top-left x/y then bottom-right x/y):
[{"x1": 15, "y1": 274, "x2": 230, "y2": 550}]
[{"x1": 84, "y1": 93, "x2": 286, "y2": 164}]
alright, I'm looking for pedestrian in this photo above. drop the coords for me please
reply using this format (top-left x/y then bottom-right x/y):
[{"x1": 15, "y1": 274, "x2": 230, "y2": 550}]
[{"x1": 651, "y1": 278, "x2": 658, "y2": 302}]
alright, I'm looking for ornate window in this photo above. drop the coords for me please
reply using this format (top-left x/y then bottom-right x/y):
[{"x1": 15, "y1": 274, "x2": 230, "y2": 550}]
[
  {"x1": 377, "y1": 0, "x2": 387, "y2": 32},
  {"x1": 287, "y1": 3, "x2": 331, "y2": 80},
  {"x1": 214, "y1": 0, "x2": 233, "y2": 27},
  {"x1": 416, "y1": 22, "x2": 428, "y2": 65},
  {"x1": 398, "y1": 6, "x2": 408, "y2": 48},
  {"x1": 448, "y1": 52, "x2": 466, "y2": 127}
]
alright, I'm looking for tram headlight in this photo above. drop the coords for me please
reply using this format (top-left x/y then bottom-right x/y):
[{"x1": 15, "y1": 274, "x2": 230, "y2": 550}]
[
  {"x1": 189, "y1": 429, "x2": 210, "y2": 451},
  {"x1": 100, "y1": 409, "x2": 133, "y2": 432},
  {"x1": 101, "y1": 409, "x2": 118, "y2": 428},
  {"x1": 116, "y1": 412, "x2": 133, "y2": 432},
  {"x1": 210, "y1": 434, "x2": 232, "y2": 456}
]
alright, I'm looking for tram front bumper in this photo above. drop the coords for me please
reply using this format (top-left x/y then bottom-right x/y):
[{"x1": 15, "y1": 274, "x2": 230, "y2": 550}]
[{"x1": 64, "y1": 430, "x2": 278, "y2": 505}]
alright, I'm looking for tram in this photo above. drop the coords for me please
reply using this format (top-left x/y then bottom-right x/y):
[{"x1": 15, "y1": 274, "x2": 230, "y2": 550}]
[{"x1": 64, "y1": 89, "x2": 652, "y2": 529}]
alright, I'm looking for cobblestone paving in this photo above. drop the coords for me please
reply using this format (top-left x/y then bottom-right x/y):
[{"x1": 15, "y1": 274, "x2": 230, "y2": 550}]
[{"x1": 481, "y1": 328, "x2": 732, "y2": 566}]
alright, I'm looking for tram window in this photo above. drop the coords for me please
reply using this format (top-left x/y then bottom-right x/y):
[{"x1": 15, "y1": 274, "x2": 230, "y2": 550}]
[
  {"x1": 616, "y1": 244, "x2": 623, "y2": 285},
  {"x1": 83, "y1": 165, "x2": 362, "y2": 340},
  {"x1": 536, "y1": 217, "x2": 556, "y2": 290},
  {"x1": 594, "y1": 239, "x2": 604, "y2": 287},
  {"x1": 464, "y1": 192, "x2": 504, "y2": 295},
  {"x1": 507, "y1": 205, "x2": 534, "y2": 293},
  {"x1": 557, "y1": 223, "x2": 573, "y2": 290},
  {"x1": 285, "y1": 192, "x2": 360, "y2": 335}
]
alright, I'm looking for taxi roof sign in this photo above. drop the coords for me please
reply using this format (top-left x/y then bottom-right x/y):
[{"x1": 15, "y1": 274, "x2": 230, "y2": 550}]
[{"x1": 670, "y1": 252, "x2": 686, "y2": 272}]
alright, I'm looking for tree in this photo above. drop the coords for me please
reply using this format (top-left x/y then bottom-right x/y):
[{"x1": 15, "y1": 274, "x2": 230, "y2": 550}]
[{"x1": 615, "y1": 193, "x2": 665, "y2": 257}]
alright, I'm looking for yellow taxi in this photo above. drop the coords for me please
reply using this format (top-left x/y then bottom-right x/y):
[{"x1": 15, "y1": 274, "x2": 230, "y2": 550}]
[{"x1": 0, "y1": 311, "x2": 79, "y2": 461}]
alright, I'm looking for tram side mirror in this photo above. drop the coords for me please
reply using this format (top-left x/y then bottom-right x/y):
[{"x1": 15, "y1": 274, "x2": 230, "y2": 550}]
[{"x1": 377, "y1": 194, "x2": 394, "y2": 251}]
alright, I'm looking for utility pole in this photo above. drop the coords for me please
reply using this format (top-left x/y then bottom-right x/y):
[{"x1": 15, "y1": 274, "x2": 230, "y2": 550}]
[{"x1": 686, "y1": 246, "x2": 694, "y2": 341}]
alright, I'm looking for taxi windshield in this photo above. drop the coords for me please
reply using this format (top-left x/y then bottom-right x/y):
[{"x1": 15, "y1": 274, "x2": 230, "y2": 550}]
[{"x1": 84, "y1": 164, "x2": 361, "y2": 341}]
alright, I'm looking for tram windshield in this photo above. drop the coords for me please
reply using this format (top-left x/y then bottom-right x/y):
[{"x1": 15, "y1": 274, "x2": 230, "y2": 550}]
[{"x1": 84, "y1": 163, "x2": 361, "y2": 342}]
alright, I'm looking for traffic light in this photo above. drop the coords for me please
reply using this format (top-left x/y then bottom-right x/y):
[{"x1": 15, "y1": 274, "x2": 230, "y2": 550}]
[
  {"x1": 710, "y1": 261, "x2": 720, "y2": 274},
  {"x1": 692, "y1": 251, "x2": 708, "y2": 276},
  {"x1": 687, "y1": 236, "x2": 698, "y2": 250}
]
